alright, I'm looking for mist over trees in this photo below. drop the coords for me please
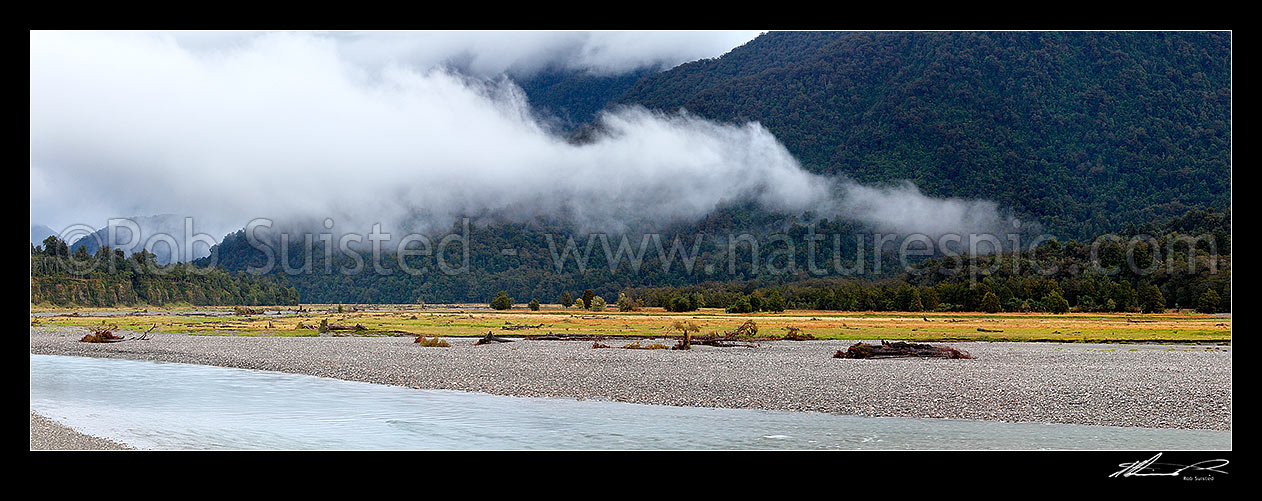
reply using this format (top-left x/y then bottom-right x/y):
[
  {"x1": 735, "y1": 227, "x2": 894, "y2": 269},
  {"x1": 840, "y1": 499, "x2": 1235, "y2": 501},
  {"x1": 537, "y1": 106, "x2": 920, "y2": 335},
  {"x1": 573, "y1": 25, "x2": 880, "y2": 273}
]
[
  {"x1": 30, "y1": 32, "x2": 1230, "y2": 312},
  {"x1": 30, "y1": 236, "x2": 297, "y2": 307},
  {"x1": 613, "y1": 31, "x2": 1230, "y2": 240}
]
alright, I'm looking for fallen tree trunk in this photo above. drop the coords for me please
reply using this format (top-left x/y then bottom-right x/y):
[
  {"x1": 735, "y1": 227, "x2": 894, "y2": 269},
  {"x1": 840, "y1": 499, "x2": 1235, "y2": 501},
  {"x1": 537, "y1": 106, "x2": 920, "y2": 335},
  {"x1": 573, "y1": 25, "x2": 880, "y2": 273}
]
[
  {"x1": 475, "y1": 332, "x2": 515, "y2": 345},
  {"x1": 691, "y1": 338, "x2": 759, "y2": 348},
  {"x1": 527, "y1": 332, "x2": 603, "y2": 341},
  {"x1": 501, "y1": 323, "x2": 544, "y2": 331},
  {"x1": 834, "y1": 341, "x2": 973, "y2": 359},
  {"x1": 78, "y1": 324, "x2": 156, "y2": 343}
]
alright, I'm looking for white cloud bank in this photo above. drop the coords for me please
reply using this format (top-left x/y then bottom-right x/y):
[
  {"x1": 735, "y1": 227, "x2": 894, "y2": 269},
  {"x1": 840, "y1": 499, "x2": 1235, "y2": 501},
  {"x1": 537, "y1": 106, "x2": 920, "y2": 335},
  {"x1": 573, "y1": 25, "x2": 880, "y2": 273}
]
[{"x1": 30, "y1": 30, "x2": 1016, "y2": 245}]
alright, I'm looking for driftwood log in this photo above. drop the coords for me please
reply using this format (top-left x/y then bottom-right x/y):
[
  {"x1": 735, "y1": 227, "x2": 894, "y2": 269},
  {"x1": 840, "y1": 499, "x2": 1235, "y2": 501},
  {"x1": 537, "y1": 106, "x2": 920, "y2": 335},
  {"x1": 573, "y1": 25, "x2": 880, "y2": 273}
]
[
  {"x1": 318, "y1": 319, "x2": 366, "y2": 332},
  {"x1": 690, "y1": 337, "x2": 759, "y2": 348},
  {"x1": 78, "y1": 324, "x2": 156, "y2": 343},
  {"x1": 475, "y1": 332, "x2": 515, "y2": 345},
  {"x1": 782, "y1": 326, "x2": 816, "y2": 341},
  {"x1": 527, "y1": 332, "x2": 603, "y2": 341},
  {"x1": 501, "y1": 323, "x2": 544, "y2": 331},
  {"x1": 835, "y1": 341, "x2": 973, "y2": 359}
]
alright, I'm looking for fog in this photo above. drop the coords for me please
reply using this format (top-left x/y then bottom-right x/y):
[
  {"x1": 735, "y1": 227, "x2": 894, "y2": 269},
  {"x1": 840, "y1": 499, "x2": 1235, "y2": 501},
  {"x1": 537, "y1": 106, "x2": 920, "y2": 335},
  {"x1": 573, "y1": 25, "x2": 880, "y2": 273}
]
[{"x1": 30, "y1": 30, "x2": 1018, "y2": 252}]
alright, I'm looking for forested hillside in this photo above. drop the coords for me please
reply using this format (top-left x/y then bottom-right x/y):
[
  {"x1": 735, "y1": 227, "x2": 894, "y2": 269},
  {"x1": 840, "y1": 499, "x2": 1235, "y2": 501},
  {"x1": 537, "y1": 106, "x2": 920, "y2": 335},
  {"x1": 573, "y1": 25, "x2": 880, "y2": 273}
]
[
  {"x1": 613, "y1": 31, "x2": 1231, "y2": 239},
  {"x1": 193, "y1": 208, "x2": 1228, "y2": 311},
  {"x1": 31, "y1": 236, "x2": 298, "y2": 307},
  {"x1": 33, "y1": 32, "x2": 1231, "y2": 309},
  {"x1": 517, "y1": 67, "x2": 654, "y2": 130}
]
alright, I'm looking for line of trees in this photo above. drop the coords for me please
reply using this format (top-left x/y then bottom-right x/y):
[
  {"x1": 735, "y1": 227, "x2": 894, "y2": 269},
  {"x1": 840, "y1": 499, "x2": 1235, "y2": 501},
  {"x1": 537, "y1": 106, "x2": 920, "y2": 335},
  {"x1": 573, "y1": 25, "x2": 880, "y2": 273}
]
[{"x1": 31, "y1": 236, "x2": 299, "y2": 307}]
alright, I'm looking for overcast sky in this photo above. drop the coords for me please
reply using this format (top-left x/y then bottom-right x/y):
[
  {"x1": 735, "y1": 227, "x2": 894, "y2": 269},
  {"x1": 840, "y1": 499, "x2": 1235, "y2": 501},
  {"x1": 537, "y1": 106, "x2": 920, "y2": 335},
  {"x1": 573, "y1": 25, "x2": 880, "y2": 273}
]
[
  {"x1": 30, "y1": 30, "x2": 764, "y2": 236},
  {"x1": 30, "y1": 30, "x2": 1015, "y2": 249}
]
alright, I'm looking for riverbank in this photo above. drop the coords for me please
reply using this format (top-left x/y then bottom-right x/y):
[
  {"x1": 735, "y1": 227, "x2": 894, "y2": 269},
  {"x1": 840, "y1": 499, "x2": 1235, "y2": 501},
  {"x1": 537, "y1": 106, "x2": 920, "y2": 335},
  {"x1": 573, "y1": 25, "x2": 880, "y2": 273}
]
[
  {"x1": 29, "y1": 326, "x2": 1231, "y2": 431},
  {"x1": 30, "y1": 412, "x2": 131, "y2": 450}
]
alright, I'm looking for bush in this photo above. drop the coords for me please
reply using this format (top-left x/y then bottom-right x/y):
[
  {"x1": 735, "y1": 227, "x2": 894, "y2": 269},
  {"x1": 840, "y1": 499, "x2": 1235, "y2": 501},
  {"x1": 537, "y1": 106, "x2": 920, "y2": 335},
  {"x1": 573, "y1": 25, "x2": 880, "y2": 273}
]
[
  {"x1": 490, "y1": 291, "x2": 513, "y2": 310},
  {"x1": 1197, "y1": 289, "x2": 1221, "y2": 314},
  {"x1": 726, "y1": 296, "x2": 753, "y2": 314},
  {"x1": 764, "y1": 290, "x2": 786, "y2": 313},
  {"x1": 528, "y1": 298, "x2": 540, "y2": 311},
  {"x1": 414, "y1": 336, "x2": 450, "y2": 347},
  {"x1": 667, "y1": 296, "x2": 693, "y2": 312},
  {"x1": 589, "y1": 296, "x2": 606, "y2": 311},
  {"x1": 980, "y1": 292, "x2": 1002, "y2": 313},
  {"x1": 617, "y1": 292, "x2": 637, "y2": 312},
  {"x1": 1045, "y1": 291, "x2": 1070, "y2": 314},
  {"x1": 1139, "y1": 284, "x2": 1164, "y2": 313}
]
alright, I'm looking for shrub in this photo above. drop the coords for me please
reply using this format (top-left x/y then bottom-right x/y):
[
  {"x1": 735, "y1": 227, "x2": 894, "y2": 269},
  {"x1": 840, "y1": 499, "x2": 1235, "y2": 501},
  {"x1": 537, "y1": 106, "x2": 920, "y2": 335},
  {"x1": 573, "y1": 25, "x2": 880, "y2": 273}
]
[
  {"x1": 1045, "y1": 291, "x2": 1070, "y2": 314},
  {"x1": 490, "y1": 291, "x2": 513, "y2": 310},
  {"x1": 617, "y1": 292, "x2": 637, "y2": 312},
  {"x1": 980, "y1": 292, "x2": 1002, "y2": 313},
  {"x1": 528, "y1": 298, "x2": 540, "y2": 311},
  {"x1": 1197, "y1": 289, "x2": 1221, "y2": 314},
  {"x1": 589, "y1": 296, "x2": 606, "y2": 311},
  {"x1": 1139, "y1": 284, "x2": 1165, "y2": 313},
  {"x1": 726, "y1": 296, "x2": 753, "y2": 314},
  {"x1": 667, "y1": 296, "x2": 692, "y2": 312},
  {"x1": 764, "y1": 290, "x2": 786, "y2": 312},
  {"x1": 414, "y1": 336, "x2": 450, "y2": 347}
]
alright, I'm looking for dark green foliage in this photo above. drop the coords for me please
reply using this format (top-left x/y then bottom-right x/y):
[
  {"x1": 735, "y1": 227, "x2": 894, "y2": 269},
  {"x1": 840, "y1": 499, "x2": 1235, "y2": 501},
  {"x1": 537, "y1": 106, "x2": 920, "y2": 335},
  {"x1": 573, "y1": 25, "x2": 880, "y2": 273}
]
[
  {"x1": 1197, "y1": 289, "x2": 1221, "y2": 314},
  {"x1": 582, "y1": 289, "x2": 594, "y2": 309},
  {"x1": 725, "y1": 296, "x2": 753, "y2": 314},
  {"x1": 1045, "y1": 290, "x2": 1070, "y2": 314},
  {"x1": 906, "y1": 289, "x2": 924, "y2": 312},
  {"x1": 895, "y1": 283, "x2": 923, "y2": 312},
  {"x1": 528, "y1": 298, "x2": 540, "y2": 311},
  {"x1": 616, "y1": 31, "x2": 1230, "y2": 240},
  {"x1": 490, "y1": 290, "x2": 513, "y2": 310},
  {"x1": 515, "y1": 67, "x2": 655, "y2": 130},
  {"x1": 163, "y1": 32, "x2": 1233, "y2": 312},
  {"x1": 763, "y1": 290, "x2": 786, "y2": 312},
  {"x1": 666, "y1": 295, "x2": 694, "y2": 313},
  {"x1": 29, "y1": 237, "x2": 298, "y2": 307},
  {"x1": 1139, "y1": 284, "x2": 1165, "y2": 314},
  {"x1": 616, "y1": 292, "x2": 637, "y2": 312},
  {"x1": 560, "y1": 291, "x2": 574, "y2": 308},
  {"x1": 980, "y1": 292, "x2": 1002, "y2": 313}
]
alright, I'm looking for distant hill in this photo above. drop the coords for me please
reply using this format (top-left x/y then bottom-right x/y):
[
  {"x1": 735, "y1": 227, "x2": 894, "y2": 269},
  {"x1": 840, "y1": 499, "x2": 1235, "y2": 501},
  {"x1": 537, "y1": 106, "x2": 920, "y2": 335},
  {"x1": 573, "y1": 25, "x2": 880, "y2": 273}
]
[
  {"x1": 30, "y1": 224, "x2": 57, "y2": 247},
  {"x1": 611, "y1": 31, "x2": 1232, "y2": 239},
  {"x1": 68, "y1": 214, "x2": 216, "y2": 265}
]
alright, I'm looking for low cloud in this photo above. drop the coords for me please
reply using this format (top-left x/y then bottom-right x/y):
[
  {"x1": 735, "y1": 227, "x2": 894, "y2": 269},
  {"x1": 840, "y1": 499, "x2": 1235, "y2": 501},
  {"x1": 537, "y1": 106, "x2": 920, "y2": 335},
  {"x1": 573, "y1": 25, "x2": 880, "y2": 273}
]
[{"x1": 30, "y1": 30, "x2": 1019, "y2": 251}]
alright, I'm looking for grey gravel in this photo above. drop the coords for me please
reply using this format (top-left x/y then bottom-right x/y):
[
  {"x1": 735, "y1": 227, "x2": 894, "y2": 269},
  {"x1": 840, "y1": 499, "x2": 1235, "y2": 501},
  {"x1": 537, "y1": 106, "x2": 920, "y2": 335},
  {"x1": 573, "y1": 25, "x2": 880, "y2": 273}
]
[
  {"x1": 30, "y1": 412, "x2": 132, "y2": 450},
  {"x1": 30, "y1": 326, "x2": 1231, "y2": 430}
]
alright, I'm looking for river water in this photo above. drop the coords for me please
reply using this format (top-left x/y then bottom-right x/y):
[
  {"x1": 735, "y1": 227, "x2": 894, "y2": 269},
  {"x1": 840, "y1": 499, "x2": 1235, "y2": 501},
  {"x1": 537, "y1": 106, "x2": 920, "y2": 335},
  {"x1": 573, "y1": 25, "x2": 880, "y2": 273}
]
[{"x1": 30, "y1": 354, "x2": 1231, "y2": 450}]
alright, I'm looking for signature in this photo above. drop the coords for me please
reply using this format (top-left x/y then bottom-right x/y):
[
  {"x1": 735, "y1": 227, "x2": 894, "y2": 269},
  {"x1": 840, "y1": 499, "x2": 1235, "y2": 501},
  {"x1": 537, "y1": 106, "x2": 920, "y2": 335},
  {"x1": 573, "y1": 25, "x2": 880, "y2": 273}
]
[{"x1": 1110, "y1": 453, "x2": 1229, "y2": 478}]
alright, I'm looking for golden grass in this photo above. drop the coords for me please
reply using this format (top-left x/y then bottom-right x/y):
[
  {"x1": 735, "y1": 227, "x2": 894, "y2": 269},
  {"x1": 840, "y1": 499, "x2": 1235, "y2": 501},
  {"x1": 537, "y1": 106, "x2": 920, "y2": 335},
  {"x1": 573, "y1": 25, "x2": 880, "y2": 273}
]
[{"x1": 31, "y1": 304, "x2": 1231, "y2": 343}]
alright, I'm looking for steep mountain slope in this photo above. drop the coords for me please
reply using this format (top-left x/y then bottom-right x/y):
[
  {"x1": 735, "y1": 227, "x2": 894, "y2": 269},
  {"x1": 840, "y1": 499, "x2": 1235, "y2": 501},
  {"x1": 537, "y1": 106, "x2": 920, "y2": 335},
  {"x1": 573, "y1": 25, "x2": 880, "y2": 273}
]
[
  {"x1": 516, "y1": 67, "x2": 655, "y2": 130},
  {"x1": 30, "y1": 224, "x2": 58, "y2": 247},
  {"x1": 613, "y1": 31, "x2": 1231, "y2": 239}
]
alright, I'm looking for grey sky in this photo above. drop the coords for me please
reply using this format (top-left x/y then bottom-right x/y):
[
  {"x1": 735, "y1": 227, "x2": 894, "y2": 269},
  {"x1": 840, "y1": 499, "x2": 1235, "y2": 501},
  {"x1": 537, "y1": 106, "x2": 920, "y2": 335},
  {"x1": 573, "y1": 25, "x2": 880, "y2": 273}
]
[{"x1": 30, "y1": 30, "x2": 1014, "y2": 246}]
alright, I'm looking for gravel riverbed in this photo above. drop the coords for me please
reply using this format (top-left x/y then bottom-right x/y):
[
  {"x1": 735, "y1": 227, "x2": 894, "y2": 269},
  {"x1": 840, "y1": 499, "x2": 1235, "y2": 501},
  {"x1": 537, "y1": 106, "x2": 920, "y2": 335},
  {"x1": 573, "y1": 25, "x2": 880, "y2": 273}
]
[
  {"x1": 30, "y1": 326, "x2": 1231, "y2": 432},
  {"x1": 30, "y1": 412, "x2": 131, "y2": 450}
]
